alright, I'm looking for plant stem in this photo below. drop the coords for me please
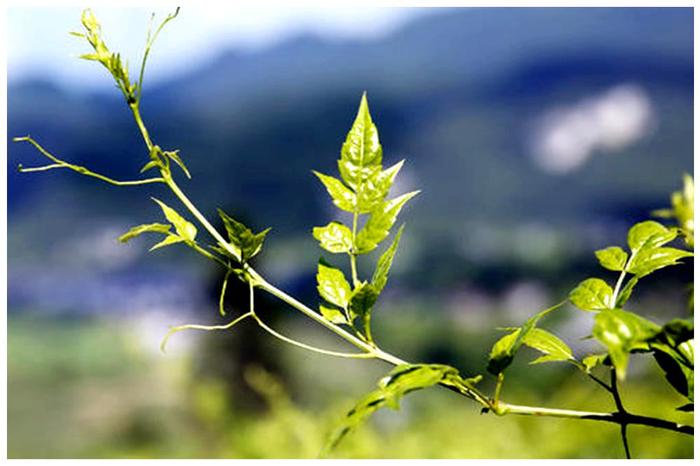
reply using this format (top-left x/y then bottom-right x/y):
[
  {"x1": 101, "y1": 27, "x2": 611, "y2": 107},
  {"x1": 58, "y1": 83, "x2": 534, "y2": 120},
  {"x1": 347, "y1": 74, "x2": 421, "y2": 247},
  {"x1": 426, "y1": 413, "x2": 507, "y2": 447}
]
[
  {"x1": 610, "y1": 369, "x2": 632, "y2": 459},
  {"x1": 499, "y1": 402, "x2": 693, "y2": 436}
]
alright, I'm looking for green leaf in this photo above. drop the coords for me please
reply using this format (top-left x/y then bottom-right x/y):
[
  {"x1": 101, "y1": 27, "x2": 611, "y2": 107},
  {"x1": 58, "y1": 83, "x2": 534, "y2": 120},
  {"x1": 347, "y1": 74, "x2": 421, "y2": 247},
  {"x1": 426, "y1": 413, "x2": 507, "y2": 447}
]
[
  {"x1": 615, "y1": 276, "x2": 638, "y2": 308},
  {"x1": 592, "y1": 309, "x2": 661, "y2": 380},
  {"x1": 313, "y1": 222, "x2": 353, "y2": 254},
  {"x1": 487, "y1": 301, "x2": 565, "y2": 375},
  {"x1": 218, "y1": 209, "x2": 270, "y2": 262},
  {"x1": 323, "y1": 364, "x2": 463, "y2": 454},
  {"x1": 348, "y1": 282, "x2": 378, "y2": 323},
  {"x1": 522, "y1": 328, "x2": 574, "y2": 364},
  {"x1": 149, "y1": 234, "x2": 183, "y2": 252},
  {"x1": 337, "y1": 93, "x2": 383, "y2": 190},
  {"x1": 320, "y1": 305, "x2": 348, "y2": 325},
  {"x1": 164, "y1": 149, "x2": 191, "y2": 179},
  {"x1": 313, "y1": 171, "x2": 356, "y2": 212},
  {"x1": 371, "y1": 224, "x2": 404, "y2": 294},
  {"x1": 627, "y1": 220, "x2": 676, "y2": 252},
  {"x1": 356, "y1": 191, "x2": 419, "y2": 254},
  {"x1": 353, "y1": 160, "x2": 405, "y2": 213},
  {"x1": 653, "y1": 347, "x2": 694, "y2": 402},
  {"x1": 317, "y1": 261, "x2": 352, "y2": 309},
  {"x1": 627, "y1": 247, "x2": 693, "y2": 278},
  {"x1": 647, "y1": 320, "x2": 694, "y2": 402},
  {"x1": 152, "y1": 198, "x2": 197, "y2": 242},
  {"x1": 595, "y1": 246, "x2": 628, "y2": 272},
  {"x1": 569, "y1": 278, "x2": 613, "y2": 312},
  {"x1": 582, "y1": 354, "x2": 609, "y2": 373},
  {"x1": 118, "y1": 222, "x2": 171, "y2": 243},
  {"x1": 487, "y1": 330, "x2": 520, "y2": 375}
]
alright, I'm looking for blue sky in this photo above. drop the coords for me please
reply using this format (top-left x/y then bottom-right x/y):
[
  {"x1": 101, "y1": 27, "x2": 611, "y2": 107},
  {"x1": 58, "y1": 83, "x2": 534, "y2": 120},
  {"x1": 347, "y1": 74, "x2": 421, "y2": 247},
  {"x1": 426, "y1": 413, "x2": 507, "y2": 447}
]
[{"x1": 8, "y1": 6, "x2": 426, "y2": 90}]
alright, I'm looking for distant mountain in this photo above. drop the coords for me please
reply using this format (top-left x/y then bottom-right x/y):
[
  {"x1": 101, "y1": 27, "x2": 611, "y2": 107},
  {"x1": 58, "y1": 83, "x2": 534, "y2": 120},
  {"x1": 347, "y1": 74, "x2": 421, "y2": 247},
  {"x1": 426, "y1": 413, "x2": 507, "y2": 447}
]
[{"x1": 8, "y1": 7, "x2": 693, "y2": 297}]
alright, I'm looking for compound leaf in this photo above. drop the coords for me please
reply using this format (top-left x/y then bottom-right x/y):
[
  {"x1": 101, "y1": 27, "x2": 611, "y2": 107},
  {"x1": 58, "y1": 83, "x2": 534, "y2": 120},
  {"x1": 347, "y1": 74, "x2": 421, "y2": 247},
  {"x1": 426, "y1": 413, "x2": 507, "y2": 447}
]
[{"x1": 323, "y1": 364, "x2": 462, "y2": 454}]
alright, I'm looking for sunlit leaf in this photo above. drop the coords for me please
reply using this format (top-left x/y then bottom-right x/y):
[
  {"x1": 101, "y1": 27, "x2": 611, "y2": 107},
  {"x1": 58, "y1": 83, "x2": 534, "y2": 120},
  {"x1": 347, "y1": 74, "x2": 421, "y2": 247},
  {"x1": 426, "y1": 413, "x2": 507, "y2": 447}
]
[
  {"x1": 152, "y1": 198, "x2": 197, "y2": 242},
  {"x1": 320, "y1": 305, "x2": 348, "y2": 325},
  {"x1": 615, "y1": 276, "x2": 638, "y2": 308},
  {"x1": 313, "y1": 221, "x2": 353, "y2": 254},
  {"x1": 313, "y1": 171, "x2": 356, "y2": 212},
  {"x1": 218, "y1": 209, "x2": 270, "y2": 262},
  {"x1": 317, "y1": 261, "x2": 352, "y2": 309},
  {"x1": 627, "y1": 220, "x2": 676, "y2": 252},
  {"x1": 371, "y1": 224, "x2": 404, "y2": 294},
  {"x1": 356, "y1": 191, "x2": 419, "y2": 253},
  {"x1": 627, "y1": 247, "x2": 693, "y2": 278},
  {"x1": 487, "y1": 302, "x2": 565, "y2": 375},
  {"x1": 118, "y1": 222, "x2": 171, "y2": 243},
  {"x1": 569, "y1": 278, "x2": 613, "y2": 312},
  {"x1": 348, "y1": 281, "x2": 378, "y2": 323},
  {"x1": 522, "y1": 328, "x2": 574, "y2": 364},
  {"x1": 149, "y1": 234, "x2": 183, "y2": 252},
  {"x1": 595, "y1": 246, "x2": 628, "y2": 272},
  {"x1": 592, "y1": 309, "x2": 660, "y2": 380},
  {"x1": 324, "y1": 364, "x2": 465, "y2": 454}
]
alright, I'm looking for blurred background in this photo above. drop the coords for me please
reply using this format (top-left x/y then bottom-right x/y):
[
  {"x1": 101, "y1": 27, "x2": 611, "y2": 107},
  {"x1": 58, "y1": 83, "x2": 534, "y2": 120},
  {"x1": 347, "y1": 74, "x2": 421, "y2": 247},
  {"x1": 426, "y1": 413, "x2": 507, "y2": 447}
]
[{"x1": 7, "y1": 6, "x2": 694, "y2": 459}]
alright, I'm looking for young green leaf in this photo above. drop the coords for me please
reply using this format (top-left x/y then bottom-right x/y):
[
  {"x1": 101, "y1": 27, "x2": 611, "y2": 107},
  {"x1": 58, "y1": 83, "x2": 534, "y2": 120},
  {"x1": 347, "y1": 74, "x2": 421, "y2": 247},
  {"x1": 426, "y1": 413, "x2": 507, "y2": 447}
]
[
  {"x1": 569, "y1": 278, "x2": 613, "y2": 312},
  {"x1": 152, "y1": 198, "x2": 197, "y2": 242},
  {"x1": 581, "y1": 353, "x2": 609, "y2": 373},
  {"x1": 353, "y1": 160, "x2": 405, "y2": 213},
  {"x1": 592, "y1": 308, "x2": 661, "y2": 380},
  {"x1": 627, "y1": 220, "x2": 676, "y2": 252},
  {"x1": 348, "y1": 282, "x2": 378, "y2": 323},
  {"x1": 627, "y1": 247, "x2": 693, "y2": 278},
  {"x1": 595, "y1": 246, "x2": 628, "y2": 272},
  {"x1": 487, "y1": 301, "x2": 565, "y2": 374},
  {"x1": 323, "y1": 364, "x2": 462, "y2": 454},
  {"x1": 522, "y1": 328, "x2": 575, "y2": 364},
  {"x1": 164, "y1": 149, "x2": 191, "y2": 179},
  {"x1": 355, "y1": 191, "x2": 419, "y2": 254},
  {"x1": 317, "y1": 261, "x2": 352, "y2": 309},
  {"x1": 337, "y1": 92, "x2": 383, "y2": 190},
  {"x1": 149, "y1": 234, "x2": 183, "y2": 252},
  {"x1": 313, "y1": 171, "x2": 356, "y2": 212},
  {"x1": 371, "y1": 224, "x2": 404, "y2": 294},
  {"x1": 118, "y1": 222, "x2": 171, "y2": 243},
  {"x1": 218, "y1": 209, "x2": 270, "y2": 262},
  {"x1": 647, "y1": 319, "x2": 694, "y2": 401},
  {"x1": 313, "y1": 221, "x2": 353, "y2": 254},
  {"x1": 320, "y1": 305, "x2": 349, "y2": 325},
  {"x1": 615, "y1": 276, "x2": 638, "y2": 308},
  {"x1": 653, "y1": 174, "x2": 694, "y2": 247}
]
